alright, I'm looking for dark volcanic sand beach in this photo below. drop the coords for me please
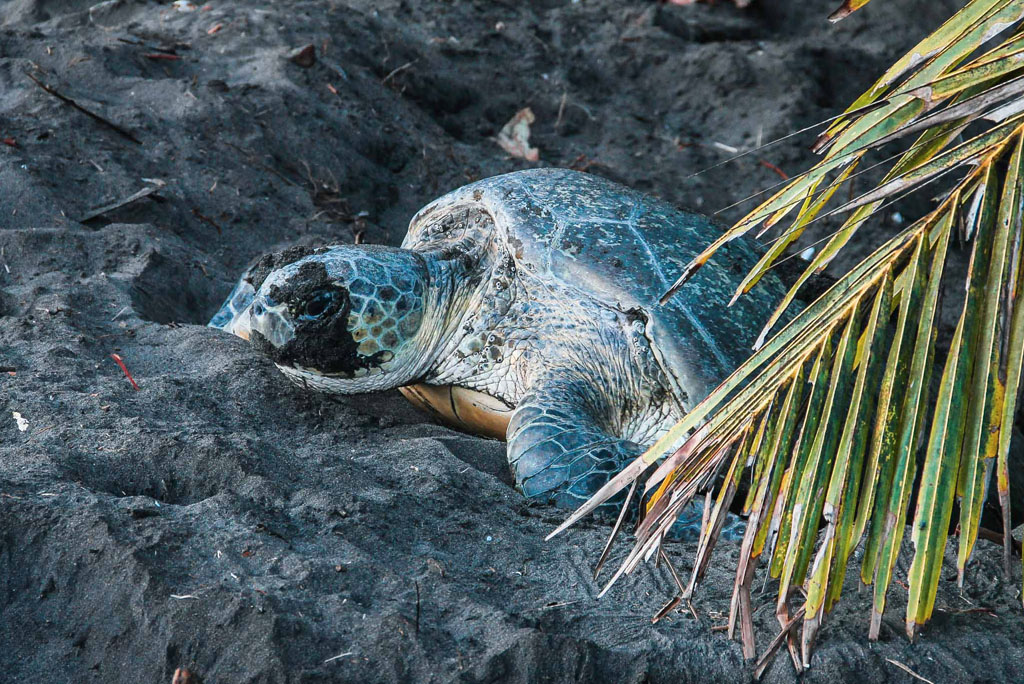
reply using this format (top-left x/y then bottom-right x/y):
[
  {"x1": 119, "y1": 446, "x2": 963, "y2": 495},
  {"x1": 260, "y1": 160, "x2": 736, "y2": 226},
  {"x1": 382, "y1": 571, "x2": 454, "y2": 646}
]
[{"x1": 2, "y1": 0, "x2": 1023, "y2": 682}]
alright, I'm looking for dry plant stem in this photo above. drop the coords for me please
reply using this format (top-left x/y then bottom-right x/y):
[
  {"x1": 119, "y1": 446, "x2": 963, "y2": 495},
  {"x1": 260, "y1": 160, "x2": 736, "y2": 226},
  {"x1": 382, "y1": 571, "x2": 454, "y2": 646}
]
[
  {"x1": 593, "y1": 479, "x2": 637, "y2": 580},
  {"x1": 885, "y1": 658, "x2": 935, "y2": 684},
  {"x1": 738, "y1": 583, "x2": 756, "y2": 660},
  {"x1": 729, "y1": 492, "x2": 770, "y2": 645},
  {"x1": 659, "y1": 547, "x2": 687, "y2": 597},
  {"x1": 652, "y1": 595, "x2": 681, "y2": 624},
  {"x1": 1002, "y1": 493, "x2": 1014, "y2": 578},
  {"x1": 192, "y1": 208, "x2": 222, "y2": 233},
  {"x1": 687, "y1": 463, "x2": 742, "y2": 596},
  {"x1": 754, "y1": 606, "x2": 806, "y2": 680},
  {"x1": 729, "y1": 557, "x2": 758, "y2": 659},
  {"x1": 780, "y1": 602, "x2": 803, "y2": 674},
  {"x1": 414, "y1": 581, "x2": 421, "y2": 633},
  {"x1": 25, "y1": 71, "x2": 142, "y2": 144},
  {"x1": 79, "y1": 183, "x2": 162, "y2": 222},
  {"x1": 975, "y1": 526, "x2": 1022, "y2": 555}
]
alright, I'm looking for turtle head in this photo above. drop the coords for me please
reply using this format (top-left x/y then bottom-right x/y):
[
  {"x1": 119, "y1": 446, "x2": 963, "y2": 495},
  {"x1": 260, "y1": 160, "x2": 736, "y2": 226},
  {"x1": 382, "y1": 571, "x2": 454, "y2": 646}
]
[{"x1": 225, "y1": 245, "x2": 432, "y2": 394}]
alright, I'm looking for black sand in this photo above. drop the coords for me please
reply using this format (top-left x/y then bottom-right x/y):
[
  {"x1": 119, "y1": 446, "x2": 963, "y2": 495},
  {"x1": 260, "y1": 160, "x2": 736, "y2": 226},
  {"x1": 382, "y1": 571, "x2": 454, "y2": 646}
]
[{"x1": 2, "y1": 1, "x2": 1022, "y2": 682}]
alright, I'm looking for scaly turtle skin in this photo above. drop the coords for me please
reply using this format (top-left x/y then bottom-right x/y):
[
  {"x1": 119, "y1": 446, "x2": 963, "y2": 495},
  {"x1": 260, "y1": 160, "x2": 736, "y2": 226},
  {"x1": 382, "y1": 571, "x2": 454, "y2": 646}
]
[{"x1": 210, "y1": 169, "x2": 790, "y2": 538}]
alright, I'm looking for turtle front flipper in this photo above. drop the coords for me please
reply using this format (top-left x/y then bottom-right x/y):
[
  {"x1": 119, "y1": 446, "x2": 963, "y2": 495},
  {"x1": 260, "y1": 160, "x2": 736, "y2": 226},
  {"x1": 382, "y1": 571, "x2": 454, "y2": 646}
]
[{"x1": 508, "y1": 377, "x2": 743, "y2": 542}]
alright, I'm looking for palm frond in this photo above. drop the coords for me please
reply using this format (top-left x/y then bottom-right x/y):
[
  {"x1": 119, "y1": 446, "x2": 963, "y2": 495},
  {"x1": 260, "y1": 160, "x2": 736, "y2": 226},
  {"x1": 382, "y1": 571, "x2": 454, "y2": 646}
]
[{"x1": 551, "y1": 0, "x2": 1024, "y2": 669}]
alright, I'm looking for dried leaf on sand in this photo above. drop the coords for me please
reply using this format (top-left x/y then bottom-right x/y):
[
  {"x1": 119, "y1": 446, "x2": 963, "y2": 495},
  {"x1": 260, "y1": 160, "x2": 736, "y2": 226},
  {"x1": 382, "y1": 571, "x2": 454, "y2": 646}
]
[{"x1": 496, "y1": 107, "x2": 540, "y2": 162}]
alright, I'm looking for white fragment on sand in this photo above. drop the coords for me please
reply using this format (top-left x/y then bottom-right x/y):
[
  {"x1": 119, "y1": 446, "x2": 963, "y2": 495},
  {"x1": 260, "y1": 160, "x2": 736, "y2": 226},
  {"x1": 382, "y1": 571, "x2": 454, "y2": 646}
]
[
  {"x1": 12, "y1": 411, "x2": 29, "y2": 432},
  {"x1": 172, "y1": 0, "x2": 197, "y2": 10},
  {"x1": 495, "y1": 108, "x2": 540, "y2": 162},
  {"x1": 800, "y1": 247, "x2": 816, "y2": 261},
  {"x1": 324, "y1": 652, "x2": 355, "y2": 663}
]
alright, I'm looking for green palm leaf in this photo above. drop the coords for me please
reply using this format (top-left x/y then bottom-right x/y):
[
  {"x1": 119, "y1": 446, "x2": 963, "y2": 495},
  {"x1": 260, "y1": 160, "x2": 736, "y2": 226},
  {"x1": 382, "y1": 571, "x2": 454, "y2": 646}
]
[{"x1": 550, "y1": 0, "x2": 1024, "y2": 670}]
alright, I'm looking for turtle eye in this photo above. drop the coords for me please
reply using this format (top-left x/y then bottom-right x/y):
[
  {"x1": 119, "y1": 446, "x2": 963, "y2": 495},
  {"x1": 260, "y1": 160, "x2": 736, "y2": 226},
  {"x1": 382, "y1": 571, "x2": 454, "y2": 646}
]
[{"x1": 301, "y1": 290, "x2": 335, "y2": 320}]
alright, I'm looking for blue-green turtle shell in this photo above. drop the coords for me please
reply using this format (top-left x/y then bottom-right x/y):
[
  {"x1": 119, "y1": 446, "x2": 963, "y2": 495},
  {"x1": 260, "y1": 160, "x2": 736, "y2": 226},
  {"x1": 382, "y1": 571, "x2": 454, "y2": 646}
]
[{"x1": 403, "y1": 168, "x2": 790, "y2": 410}]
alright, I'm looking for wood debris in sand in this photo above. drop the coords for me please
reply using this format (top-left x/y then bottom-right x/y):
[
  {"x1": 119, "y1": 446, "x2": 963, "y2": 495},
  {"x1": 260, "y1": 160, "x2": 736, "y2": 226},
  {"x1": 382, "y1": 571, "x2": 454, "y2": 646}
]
[
  {"x1": 78, "y1": 179, "x2": 165, "y2": 223},
  {"x1": 25, "y1": 71, "x2": 141, "y2": 145}
]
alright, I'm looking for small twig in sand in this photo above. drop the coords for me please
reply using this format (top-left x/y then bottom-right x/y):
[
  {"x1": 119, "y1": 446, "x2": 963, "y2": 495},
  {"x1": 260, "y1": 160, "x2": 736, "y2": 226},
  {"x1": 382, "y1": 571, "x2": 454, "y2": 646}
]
[
  {"x1": 117, "y1": 37, "x2": 183, "y2": 55},
  {"x1": 522, "y1": 599, "x2": 580, "y2": 612},
  {"x1": 885, "y1": 659, "x2": 935, "y2": 684},
  {"x1": 381, "y1": 60, "x2": 415, "y2": 85},
  {"x1": 25, "y1": 71, "x2": 141, "y2": 145},
  {"x1": 652, "y1": 595, "x2": 681, "y2": 624},
  {"x1": 29, "y1": 425, "x2": 56, "y2": 441},
  {"x1": 324, "y1": 651, "x2": 355, "y2": 663},
  {"x1": 191, "y1": 208, "x2": 222, "y2": 233},
  {"x1": 943, "y1": 606, "x2": 998, "y2": 618},
  {"x1": 110, "y1": 353, "x2": 140, "y2": 390},
  {"x1": 78, "y1": 180, "x2": 164, "y2": 223},
  {"x1": 169, "y1": 594, "x2": 199, "y2": 600},
  {"x1": 415, "y1": 581, "x2": 421, "y2": 633}
]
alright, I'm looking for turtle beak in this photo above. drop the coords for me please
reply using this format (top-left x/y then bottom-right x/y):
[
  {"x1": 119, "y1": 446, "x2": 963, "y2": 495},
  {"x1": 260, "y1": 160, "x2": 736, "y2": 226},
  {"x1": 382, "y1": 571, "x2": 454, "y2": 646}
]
[
  {"x1": 227, "y1": 307, "x2": 253, "y2": 341},
  {"x1": 209, "y1": 279, "x2": 256, "y2": 341},
  {"x1": 248, "y1": 294, "x2": 296, "y2": 350}
]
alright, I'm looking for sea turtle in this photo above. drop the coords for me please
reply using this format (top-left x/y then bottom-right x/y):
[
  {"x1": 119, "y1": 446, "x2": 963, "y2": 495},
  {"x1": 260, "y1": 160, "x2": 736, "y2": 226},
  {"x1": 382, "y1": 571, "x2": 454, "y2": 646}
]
[{"x1": 210, "y1": 168, "x2": 790, "y2": 537}]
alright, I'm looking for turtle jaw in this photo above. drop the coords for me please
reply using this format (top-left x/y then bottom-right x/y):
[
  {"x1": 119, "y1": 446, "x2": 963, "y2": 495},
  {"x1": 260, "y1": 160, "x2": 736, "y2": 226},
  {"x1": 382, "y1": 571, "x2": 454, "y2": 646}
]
[
  {"x1": 274, "y1": 361, "x2": 396, "y2": 394},
  {"x1": 245, "y1": 298, "x2": 384, "y2": 393}
]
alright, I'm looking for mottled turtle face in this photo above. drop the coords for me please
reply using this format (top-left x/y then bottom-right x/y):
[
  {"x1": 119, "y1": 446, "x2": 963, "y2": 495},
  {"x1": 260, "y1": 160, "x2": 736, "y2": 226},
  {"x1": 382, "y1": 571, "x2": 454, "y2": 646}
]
[{"x1": 244, "y1": 246, "x2": 428, "y2": 393}]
